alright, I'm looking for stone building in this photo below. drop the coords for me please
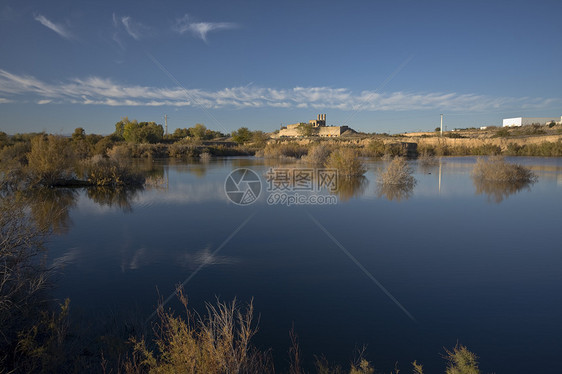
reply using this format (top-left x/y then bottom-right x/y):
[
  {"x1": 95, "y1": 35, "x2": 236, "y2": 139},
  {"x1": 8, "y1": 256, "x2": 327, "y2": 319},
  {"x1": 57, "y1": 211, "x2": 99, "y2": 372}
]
[{"x1": 276, "y1": 114, "x2": 350, "y2": 137}]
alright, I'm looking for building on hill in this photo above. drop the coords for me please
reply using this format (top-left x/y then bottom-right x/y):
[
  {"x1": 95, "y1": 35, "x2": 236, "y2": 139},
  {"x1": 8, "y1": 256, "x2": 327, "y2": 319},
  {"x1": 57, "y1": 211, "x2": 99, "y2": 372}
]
[
  {"x1": 502, "y1": 116, "x2": 561, "y2": 127},
  {"x1": 276, "y1": 114, "x2": 350, "y2": 137}
]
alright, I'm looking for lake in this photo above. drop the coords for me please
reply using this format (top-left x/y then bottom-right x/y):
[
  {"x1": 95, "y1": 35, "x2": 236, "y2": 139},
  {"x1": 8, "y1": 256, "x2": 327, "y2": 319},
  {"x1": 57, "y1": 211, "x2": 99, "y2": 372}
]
[{"x1": 43, "y1": 156, "x2": 562, "y2": 373}]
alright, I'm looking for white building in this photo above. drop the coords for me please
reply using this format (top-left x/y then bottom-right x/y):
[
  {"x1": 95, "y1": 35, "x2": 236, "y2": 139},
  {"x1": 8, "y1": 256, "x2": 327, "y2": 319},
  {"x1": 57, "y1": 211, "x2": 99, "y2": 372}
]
[{"x1": 502, "y1": 116, "x2": 561, "y2": 127}]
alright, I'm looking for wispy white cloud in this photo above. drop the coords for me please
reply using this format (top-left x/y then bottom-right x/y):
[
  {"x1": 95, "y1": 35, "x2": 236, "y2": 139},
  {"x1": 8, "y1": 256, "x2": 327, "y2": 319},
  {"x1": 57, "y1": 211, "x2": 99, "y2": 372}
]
[
  {"x1": 34, "y1": 14, "x2": 73, "y2": 39},
  {"x1": 121, "y1": 16, "x2": 143, "y2": 40},
  {"x1": 110, "y1": 13, "x2": 150, "y2": 44},
  {"x1": 0, "y1": 69, "x2": 559, "y2": 113},
  {"x1": 0, "y1": 98, "x2": 13, "y2": 104},
  {"x1": 187, "y1": 22, "x2": 238, "y2": 42},
  {"x1": 174, "y1": 14, "x2": 237, "y2": 42},
  {"x1": 37, "y1": 99, "x2": 51, "y2": 104}
]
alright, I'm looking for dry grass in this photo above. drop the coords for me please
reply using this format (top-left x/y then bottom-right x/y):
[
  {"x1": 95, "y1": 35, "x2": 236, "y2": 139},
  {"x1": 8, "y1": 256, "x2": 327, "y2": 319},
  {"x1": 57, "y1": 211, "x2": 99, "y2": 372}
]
[
  {"x1": 108, "y1": 143, "x2": 134, "y2": 160},
  {"x1": 362, "y1": 140, "x2": 385, "y2": 157},
  {"x1": 301, "y1": 144, "x2": 333, "y2": 165},
  {"x1": 85, "y1": 155, "x2": 145, "y2": 187},
  {"x1": 0, "y1": 198, "x2": 47, "y2": 317},
  {"x1": 26, "y1": 135, "x2": 75, "y2": 186},
  {"x1": 324, "y1": 148, "x2": 366, "y2": 179},
  {"x1": 199, "y1": 152, "x2": 212, "y2": 162},
  {"x1": 377, "y1": 157, "x2": 416, "y2": 187},
  {"x1": 167, "y1": 142, "x2": 200, "y2": 159},
  {"x1": 444, "y1": 344, "x2": 480, "y2": 374},
  {"x1": 125, "y1": 289, "x2": 272, "y2": 373},
  {"x1": 263, "y1": 142, "x2": 308, "y2": 159},
  {"x1": 0, "y1": 196, "x2": 58, "y2": 372},
  {"x1": 473, "y1": 178, "x2": 534, "y2": 203},
  {"x1": 471, "y1": 156, "x2": 537, "y2": 183},
  {"x1": 412, "y1": 360, "x2": 424, "y2": 374},
  {"x1": 383, "y1": 143, "x2": 409, "y2": 157},
  {"x1": 381, "y1": 153, "x2": 393, "y2": 162},
  {"x1": 15, "y1": 299, "x2": 71, "y2": 373}
]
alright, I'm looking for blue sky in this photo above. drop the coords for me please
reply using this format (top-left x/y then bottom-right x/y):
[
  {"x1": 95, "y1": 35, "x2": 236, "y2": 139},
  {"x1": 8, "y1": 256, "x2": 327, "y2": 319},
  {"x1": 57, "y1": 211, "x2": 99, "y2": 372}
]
[{"x1": 0, "y1": 0, "x2": 561, "y2": 135}]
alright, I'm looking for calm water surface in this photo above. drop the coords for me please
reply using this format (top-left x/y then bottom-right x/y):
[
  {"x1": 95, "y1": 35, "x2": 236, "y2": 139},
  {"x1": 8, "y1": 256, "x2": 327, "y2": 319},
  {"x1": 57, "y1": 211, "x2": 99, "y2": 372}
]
[{"x1": 45, "y1": 157, "x2": 562, "y2": 373}]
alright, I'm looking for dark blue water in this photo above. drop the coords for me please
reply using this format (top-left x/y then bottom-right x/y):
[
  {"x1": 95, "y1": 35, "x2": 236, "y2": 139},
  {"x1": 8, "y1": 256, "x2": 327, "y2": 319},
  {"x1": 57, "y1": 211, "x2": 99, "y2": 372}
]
[{"x1": 46, "y1": 157, "x2": 562, "y2": 373}]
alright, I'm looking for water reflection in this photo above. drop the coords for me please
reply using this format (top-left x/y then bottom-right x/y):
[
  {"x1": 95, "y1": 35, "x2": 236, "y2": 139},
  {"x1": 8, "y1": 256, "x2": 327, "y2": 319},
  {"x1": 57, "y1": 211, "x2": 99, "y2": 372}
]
[
  {"x1": 122, "y1": 245, "x2": 238, "y2": 272},
  {"x1": 21, "y1": 188, "x2": 77, "y2": 234},
  {"x1": 22, "y1": 157, "x2": 562, "y2": 373},
  {"x1": 86, "y1": 186, "x2": 143, "y2": 212},
  {"x1": 417, "y1": 159, "x2": 442, "y2": 175},
  {"x1": 179, "y1": 247, "x2": 238, "y2": 270},
  {"x1": 473, "y1": 178, "x2": 535, "y2": 203},
  {"x1": 186, "y1": 165, "x2": 208, "y2": 178},
  {"x1": 335, "y1": 177, "x2": 369, "y2": 201},
  {"x1": 18, "y1": 186, "x2": 144, "y2": 233},
  {"x1": 376, "y1": 184, "x2": 414, "y2": 202},
  {"x1": 134, "y1": 159, "x2": 165, "y2": 178}
]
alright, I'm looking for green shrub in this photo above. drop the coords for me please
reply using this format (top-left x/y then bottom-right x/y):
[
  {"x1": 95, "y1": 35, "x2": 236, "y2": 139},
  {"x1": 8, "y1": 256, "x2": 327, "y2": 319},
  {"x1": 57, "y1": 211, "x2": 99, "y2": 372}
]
[{"x1": 231, "y1": 127, "x2": 253, "y2": 144}]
